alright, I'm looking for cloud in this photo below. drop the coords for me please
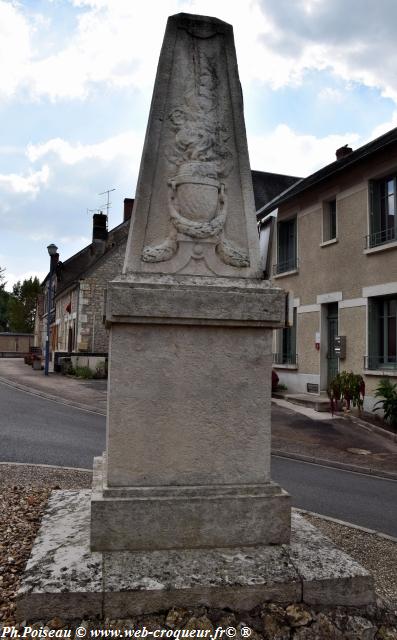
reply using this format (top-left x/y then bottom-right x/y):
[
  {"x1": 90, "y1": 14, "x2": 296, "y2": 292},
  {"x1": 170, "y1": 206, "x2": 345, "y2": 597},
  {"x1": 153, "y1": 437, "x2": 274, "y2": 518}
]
[
  {"x1": 4, "y1": 270, "x2": 47, "y2": 292},
  {"x1": 0, "y1": 165, "x2": 49, "y2": 195},
  {"x1": 249, "y1": 124, "x2": 360, "y2": 176},
  {"x1": 0, "y1": 1, "x2": 31, "y2": 99},
  {"x1": 367, "y1": 110, "x2": 397, "y2": 142},
  {"x1": 318, "y1": 87, "x2": 344, "y2": 104},
  {"x1": 27, "y1": 131, "x2": 144, "y2": 165},
  {"x1": 257, "y1": 0, "x2": 397, "y2": 101},
  {"x1": 1, "y1": 0, "x2": 397, "y2": 108}
]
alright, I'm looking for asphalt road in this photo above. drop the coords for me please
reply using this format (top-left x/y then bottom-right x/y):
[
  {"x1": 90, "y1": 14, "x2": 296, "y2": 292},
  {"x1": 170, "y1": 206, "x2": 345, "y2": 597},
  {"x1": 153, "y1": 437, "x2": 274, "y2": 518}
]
[
  {"x1": 0, "y1": 381, "x2": 105, "y2": 468},
  {"x1": 1, "y1": 380, "x2": 397, "y2": 536},
  {"x1": 272, "y1": 456, "x2": 397, "y2": 537}
]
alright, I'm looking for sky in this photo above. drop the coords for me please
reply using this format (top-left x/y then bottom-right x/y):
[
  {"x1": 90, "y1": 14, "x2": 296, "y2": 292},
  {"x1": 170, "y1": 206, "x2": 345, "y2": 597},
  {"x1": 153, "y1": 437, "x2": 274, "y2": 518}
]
[{"x1": 1, "y1": 0, "x2": 397, "y2": 291}]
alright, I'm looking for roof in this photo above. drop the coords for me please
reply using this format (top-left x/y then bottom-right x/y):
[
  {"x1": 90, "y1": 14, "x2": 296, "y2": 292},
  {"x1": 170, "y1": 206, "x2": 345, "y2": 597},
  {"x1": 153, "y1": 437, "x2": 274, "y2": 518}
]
[
  {"x1": 52, "y1": 219, "x2": 130, "y2": 298},
  {"x1": 251, "y1": 170, "x2": 301, "y2": 211},
  {"x1": 257, "y1": 126, "x2": 397, "y2": 218}
]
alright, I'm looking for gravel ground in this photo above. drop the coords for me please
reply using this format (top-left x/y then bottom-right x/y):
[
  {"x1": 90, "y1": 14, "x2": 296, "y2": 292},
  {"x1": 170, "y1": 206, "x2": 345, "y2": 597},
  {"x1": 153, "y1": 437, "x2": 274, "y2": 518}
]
[
  {"x1": 0, "y1": 464, "x2": 396, "y2": 638},
  {"x1": 0, "y1": 465, "x2": 92, "y2": 623},
  {"x1": 302, "y1": 512, "x2": 397, "y2": 613}
]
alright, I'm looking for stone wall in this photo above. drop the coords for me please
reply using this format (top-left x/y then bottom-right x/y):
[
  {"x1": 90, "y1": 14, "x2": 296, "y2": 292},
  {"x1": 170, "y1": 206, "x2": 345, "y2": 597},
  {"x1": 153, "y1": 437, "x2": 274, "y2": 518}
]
[{"x1": 77, "y1": 238, "x2": 127, "y2": 352}]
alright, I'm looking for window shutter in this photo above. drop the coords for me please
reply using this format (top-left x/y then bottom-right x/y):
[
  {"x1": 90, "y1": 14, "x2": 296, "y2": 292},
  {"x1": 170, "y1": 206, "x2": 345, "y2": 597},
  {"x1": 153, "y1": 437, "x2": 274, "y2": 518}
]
[
  {"x1": 368, "y1": 299, "x2": 379, "y2": 368},
  {"x1": 369, "y1": 181, "x2": 380, "y2": 236}
]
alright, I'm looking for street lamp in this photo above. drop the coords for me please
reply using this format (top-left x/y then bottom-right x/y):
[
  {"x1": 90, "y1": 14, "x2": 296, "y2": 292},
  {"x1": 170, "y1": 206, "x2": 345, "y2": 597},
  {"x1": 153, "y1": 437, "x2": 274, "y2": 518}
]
[{"x1": 44, "y1": 243, "x2": 58, "y2": 376}]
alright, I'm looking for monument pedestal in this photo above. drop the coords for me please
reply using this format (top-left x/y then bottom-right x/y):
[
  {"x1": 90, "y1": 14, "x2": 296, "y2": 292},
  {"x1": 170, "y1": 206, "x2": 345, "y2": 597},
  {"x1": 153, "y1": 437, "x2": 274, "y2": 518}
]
[
  {"x1": 90, "y1": 275, "x2": 290, "y2": 551},
  {"x1": 17, "y1": 491, "x2": 375, "y2": 622},
  {"x1": 91, "y1": 457, "x2": 290, "y2": 551}
]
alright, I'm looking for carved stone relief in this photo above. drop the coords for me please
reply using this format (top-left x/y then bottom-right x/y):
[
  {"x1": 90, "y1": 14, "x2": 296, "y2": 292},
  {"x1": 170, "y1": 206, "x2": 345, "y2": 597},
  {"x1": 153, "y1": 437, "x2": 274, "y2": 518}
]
[{"x1": 142, "y1": 44, "x2": 249, "y2": 269}]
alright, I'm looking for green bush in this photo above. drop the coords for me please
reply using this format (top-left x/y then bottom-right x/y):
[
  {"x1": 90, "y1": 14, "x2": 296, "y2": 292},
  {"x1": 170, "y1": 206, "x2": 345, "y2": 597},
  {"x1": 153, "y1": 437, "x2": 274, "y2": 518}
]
[
  {"x1": 373, "y1": 378, "x2": 397, "y2": 427},
  {"x1": 328, "y1": 370, "x2": 365, "y2": 415},
  {"x1": 73, "y1": 365, "x2": 95, "y2": 379}
]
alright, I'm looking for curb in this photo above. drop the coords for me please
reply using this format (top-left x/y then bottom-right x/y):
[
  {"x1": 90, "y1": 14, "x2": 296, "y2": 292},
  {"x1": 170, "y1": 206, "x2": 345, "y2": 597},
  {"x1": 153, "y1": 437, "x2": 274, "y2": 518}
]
[
  {"x1": 340, "y1": 413, "x2": 397, "y2": 444},
  {"x1": 296, "y1": 507, "x2": 397, "y2": 544},
  {"x1": 272, "y1": 450, "x2": 397, "y2": 481},
  {"x1": 0, "y1": 376, "x2": 106, "y2": 416},
  {"x1": 0, "y1": 461, "x2": 93, "y2": 473}
]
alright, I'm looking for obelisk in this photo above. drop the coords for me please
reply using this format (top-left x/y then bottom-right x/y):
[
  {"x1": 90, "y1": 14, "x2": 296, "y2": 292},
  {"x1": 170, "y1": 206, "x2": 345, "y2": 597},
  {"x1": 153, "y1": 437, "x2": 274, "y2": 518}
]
[
  {"x1": 17, "y1": 14, "x2": 375, "y2": 622},
  {"x1": 91, "y1": 12, "x2": 290, "y2": 551}
]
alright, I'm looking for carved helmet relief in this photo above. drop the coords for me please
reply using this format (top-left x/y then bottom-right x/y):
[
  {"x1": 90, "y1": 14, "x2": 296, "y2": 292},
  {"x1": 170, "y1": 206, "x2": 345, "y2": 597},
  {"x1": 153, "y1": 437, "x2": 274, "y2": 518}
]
[{"x1": 142, "y1": 42, "x2": 249, "y2": 269}]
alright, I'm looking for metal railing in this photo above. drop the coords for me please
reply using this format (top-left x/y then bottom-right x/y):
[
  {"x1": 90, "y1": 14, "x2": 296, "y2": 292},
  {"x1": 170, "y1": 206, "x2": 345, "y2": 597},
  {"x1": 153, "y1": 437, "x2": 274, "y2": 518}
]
[
  {"x1": 364, "y1": 355, "x2": 397, "y2": 370},
  {"x1": 365, "y1": 227, "x2": 396, "y2": 249},
  {"x1": 272, "y1": 257, "x2": 298, "y2": 276},
  {"x1": 273, "y1": 353, "x2": 298, "y2": 366}
]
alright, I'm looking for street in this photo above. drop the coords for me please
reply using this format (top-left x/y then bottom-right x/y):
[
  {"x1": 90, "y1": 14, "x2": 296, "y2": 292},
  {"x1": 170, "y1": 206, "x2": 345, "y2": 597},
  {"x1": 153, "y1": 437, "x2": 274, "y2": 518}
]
[
  {"x1": 0, "y1": 381, "x2": 105, "y2": 469},
  {"x1": 272, "y1": 456, "x2": 397, "y2": 537},
  {"x1": 1, "y1": 380, "x2": 397, "y2": 536}
]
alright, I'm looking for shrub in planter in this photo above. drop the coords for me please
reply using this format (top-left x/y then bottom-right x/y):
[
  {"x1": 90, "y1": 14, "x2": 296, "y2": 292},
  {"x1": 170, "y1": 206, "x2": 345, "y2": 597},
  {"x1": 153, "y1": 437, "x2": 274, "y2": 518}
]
[
  {"x1": 373, "y1": 378, "x2": 397, "y2": 427},
  {"x1": 328, "y1": 370, "x2": 365, "y2": 416}
]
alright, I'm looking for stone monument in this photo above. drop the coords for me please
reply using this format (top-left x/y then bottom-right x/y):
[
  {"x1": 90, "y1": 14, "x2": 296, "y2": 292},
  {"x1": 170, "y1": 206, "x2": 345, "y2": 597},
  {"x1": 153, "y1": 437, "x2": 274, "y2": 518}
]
[
  {"x1": 90, "y1": 11, "x2": 290, "y2": 552},
  {"x1": 17, "y1": 13, "x2": 374, "y2": 621}
]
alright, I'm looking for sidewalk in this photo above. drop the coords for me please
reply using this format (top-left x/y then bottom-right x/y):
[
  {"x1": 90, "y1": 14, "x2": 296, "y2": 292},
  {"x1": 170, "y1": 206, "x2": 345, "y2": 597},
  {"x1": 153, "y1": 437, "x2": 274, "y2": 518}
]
[
  {"x1": 0, "y1": 358, "x2": 107, "y2": 415},
  {"x1": 1, "y1": 358, "x2": 397, "y2": 478},
  {"x1": 272, "y1": 398, "x2": 397, "y2": 478}
]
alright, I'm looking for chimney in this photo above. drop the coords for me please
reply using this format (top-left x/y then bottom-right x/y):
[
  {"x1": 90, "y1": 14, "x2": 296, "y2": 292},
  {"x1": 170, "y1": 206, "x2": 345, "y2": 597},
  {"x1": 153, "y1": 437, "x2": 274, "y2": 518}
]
[
  {"x1": 123, "y1": 198, "x2": 134, "y2": 222},
  {"x1": 92, "y1": 212, "x2": 108, "y2": 244},
  {"x1": 336, "y1": 144, "x2": 353, "y2": 160}
]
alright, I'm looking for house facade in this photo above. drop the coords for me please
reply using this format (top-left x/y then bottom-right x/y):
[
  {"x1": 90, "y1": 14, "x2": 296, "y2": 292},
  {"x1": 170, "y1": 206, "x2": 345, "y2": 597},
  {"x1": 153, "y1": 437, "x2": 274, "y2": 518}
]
[
  {"x1": 258, "y1": 127, "x2": 397, "y2": 411},
  {"x1": 37, "y1": 199, "x2": 133, "y2": 367}
]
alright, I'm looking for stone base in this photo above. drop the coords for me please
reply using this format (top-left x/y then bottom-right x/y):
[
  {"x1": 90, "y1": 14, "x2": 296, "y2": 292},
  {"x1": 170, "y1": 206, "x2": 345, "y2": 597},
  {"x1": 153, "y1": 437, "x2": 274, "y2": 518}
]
[
  {"x1": 91, "y1": 457, "x2": 291, "y2": 551},
  {"x1": 17, "y1": 490, "x2": 375, "y2": 621}
]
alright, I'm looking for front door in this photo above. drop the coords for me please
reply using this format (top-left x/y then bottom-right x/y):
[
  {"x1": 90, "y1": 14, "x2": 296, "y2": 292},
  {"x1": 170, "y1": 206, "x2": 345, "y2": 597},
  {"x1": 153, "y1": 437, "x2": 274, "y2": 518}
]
[{"x1": 327, "y1": 302, "x2": 339, "y2": 385}]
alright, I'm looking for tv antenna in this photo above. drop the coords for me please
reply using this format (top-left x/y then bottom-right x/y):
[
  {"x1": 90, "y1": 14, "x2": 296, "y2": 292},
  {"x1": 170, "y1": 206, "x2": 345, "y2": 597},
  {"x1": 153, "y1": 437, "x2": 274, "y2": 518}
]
[
  {"x1": 99, "y1": 188, "x2": 115, "y2": 217},
  {"x1": 87, "y1": 207, "x2": 101, "y2": 216}
]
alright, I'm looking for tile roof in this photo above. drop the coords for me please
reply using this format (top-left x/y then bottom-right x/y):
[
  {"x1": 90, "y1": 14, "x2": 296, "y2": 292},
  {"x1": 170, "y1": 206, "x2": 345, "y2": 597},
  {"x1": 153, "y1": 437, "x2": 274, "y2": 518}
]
[{"x1": 257, "y1": 126, "x2": 397, "y2": 218}]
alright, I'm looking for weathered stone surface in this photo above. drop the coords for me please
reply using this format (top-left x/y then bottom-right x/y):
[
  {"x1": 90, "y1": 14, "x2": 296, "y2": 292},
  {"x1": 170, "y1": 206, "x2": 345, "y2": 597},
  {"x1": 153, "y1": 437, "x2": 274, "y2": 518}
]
[
  {"x1": 292, "y1": 612, "x2": 343, "y2": 639},
  {"x1": 105, "y1": 322, "x2": 275, "y2": 489},
  {"x1": 106, "y1": 274, "x2": 286, "y2": 327},
  {"x1": 123, "y1": 13, "x2": 261, "y2": 279},
  {"x1": 261, "y1": 603, "x2": 291, "y2": 640},
  {"x1": 92, "y1": 456, "x2": 291, "y2": 551},
  {"x1": 17, "y1": 490, "x2": 102, "y2": 621},
  {"x1": 286, "y1": 604, "x2": 313, "y2": 627},
  {"x1": 287, "y1": 516, "x2": 375, "y2": 607},
  {"x1": 91, "y1": 11, "x2": 288, "y2": 554},
  {"x1": 17, "y1": 495, "x2": 375, "y2": 621}
]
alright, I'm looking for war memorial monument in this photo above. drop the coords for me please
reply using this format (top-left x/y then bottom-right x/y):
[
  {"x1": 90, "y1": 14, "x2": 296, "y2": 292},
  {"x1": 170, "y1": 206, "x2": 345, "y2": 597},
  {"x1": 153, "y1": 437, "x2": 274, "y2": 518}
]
[{"x1": 17, "y1": 13, "x2": 374, "y2": 621}]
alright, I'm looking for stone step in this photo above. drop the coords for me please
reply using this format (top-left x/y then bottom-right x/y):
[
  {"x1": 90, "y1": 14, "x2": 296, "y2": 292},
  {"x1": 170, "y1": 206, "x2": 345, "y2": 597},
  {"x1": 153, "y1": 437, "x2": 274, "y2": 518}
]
[{"x1": 284, "y1": 393, "x2": 331, "y2": 413}]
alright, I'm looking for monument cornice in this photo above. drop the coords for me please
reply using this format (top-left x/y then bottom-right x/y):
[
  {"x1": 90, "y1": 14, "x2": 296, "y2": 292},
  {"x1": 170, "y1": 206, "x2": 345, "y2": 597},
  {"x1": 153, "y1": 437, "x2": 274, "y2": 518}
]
[{"x1": 106, "y1": 275, "x2": 286, "y2": 328}]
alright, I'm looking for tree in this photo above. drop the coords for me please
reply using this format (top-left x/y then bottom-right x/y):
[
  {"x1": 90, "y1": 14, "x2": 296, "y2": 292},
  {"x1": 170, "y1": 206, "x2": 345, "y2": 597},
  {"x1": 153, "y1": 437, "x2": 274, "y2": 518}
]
[
  {"x1": 0, "y1": 267, "x2": 11, "y2": 331},
  {"x1": 8, "y1": 277, "x2": 41, "y2": 333}
]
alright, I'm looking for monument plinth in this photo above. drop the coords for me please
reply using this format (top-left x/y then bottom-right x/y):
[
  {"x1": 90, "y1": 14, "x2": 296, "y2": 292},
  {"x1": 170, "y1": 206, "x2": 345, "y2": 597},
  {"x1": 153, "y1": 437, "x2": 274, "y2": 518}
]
[
  {"x1": 17, "y1": 13, "x2": 375, "y2": 622},
  {"x1": 90, "y1": 12, "x2": 290, "y2": 551}
]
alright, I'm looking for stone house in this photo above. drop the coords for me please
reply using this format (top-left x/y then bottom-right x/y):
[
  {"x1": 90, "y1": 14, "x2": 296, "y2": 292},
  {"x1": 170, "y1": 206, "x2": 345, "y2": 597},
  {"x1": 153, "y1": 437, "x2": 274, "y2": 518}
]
[
  {"x1": 37, "y1": 199, "x2": 134, "y2": 367},
  {"x1": 258, "y1": 126, "x2": 397, "y2": 411},
  {"x1": 37, "y1": 173, "x2": 298, "y2": 369}
]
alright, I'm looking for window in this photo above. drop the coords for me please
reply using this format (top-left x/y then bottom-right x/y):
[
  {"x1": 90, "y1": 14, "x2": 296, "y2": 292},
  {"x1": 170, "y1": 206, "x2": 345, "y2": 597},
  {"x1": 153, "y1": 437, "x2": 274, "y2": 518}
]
[
  {"x1": 368, "y1": 175, "x2": 397, "y2": 248},
  {"x1": 274, "y1": 217, "x2": 297, "y2": 275},
  {"x1": 273, "y1": 308, "x2": 297, "y2": 365},
  {"x1": 367, "y1": 296, "x2": 397, "y2": 370},
  {"x1": 323, "y1": 199, "x2": 337, "y2": 242}
]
